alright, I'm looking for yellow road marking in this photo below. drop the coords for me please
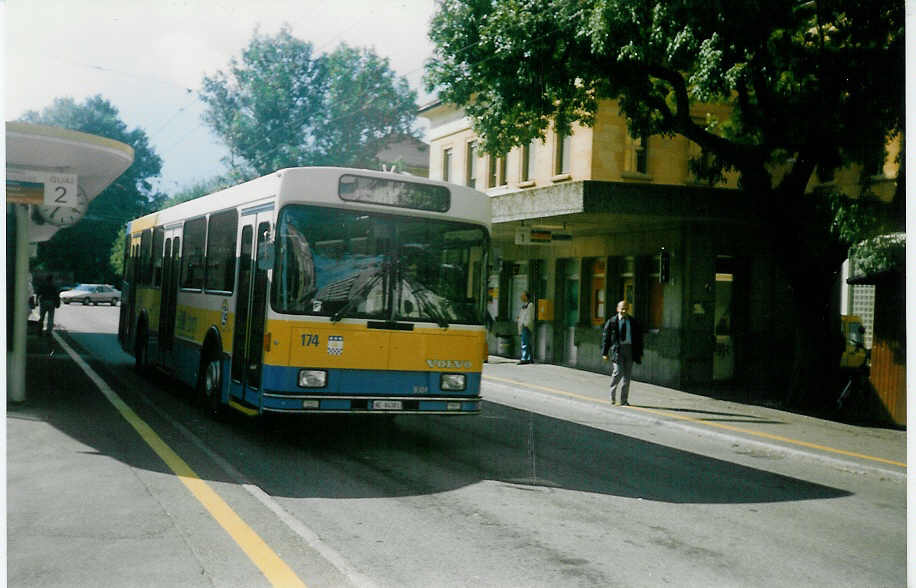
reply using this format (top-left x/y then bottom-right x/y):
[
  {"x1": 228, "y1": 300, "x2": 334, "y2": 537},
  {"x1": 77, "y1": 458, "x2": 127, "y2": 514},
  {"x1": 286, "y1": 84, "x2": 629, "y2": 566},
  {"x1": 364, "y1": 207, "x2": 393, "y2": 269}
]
[
  {"x1": 54, "y1": 333, "x2": 306, "y2": 587},
  {"x1": 483, "y1": 374, "x2": 906, "y2": 469}
]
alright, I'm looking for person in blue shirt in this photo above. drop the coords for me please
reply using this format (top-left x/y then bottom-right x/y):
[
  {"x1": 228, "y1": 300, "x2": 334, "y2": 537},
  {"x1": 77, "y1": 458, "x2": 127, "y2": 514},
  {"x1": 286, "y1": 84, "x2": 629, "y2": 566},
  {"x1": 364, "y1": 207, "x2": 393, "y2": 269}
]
[{"x1": 601, "y1": 300, "x2": 644, "y2": 405}]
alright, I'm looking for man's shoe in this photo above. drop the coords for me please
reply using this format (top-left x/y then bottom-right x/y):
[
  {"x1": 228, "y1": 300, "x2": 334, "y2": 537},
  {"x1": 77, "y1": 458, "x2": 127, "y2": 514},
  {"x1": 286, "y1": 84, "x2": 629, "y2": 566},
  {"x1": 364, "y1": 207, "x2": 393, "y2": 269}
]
[{"x1": 620, "y1": 401, "x2": 630, "y2": 406}]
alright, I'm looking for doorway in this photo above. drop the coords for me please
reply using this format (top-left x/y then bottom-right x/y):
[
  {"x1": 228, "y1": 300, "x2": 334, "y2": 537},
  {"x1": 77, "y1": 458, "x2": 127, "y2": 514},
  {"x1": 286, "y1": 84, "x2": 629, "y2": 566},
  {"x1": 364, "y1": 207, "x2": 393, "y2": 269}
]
[
  {"x1": 230, "y1": 212, "x2": 272, "y2": 405},
  {"x1": 555, "y1": 258, "x2": 580, "y2": 365},
  {"x1": 713, "y1": 257, "x2": 735, "y2": 381}
]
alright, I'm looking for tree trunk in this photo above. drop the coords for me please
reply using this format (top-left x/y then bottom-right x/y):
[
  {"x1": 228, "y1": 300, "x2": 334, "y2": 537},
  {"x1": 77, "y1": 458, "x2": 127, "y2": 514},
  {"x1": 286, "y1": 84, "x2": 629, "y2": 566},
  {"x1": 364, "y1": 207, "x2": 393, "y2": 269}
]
[
  {"x1": 765, "y1": 187, "x2": 848, "y2": 411},
  {"x1": 782, "y1": 276, "x2": 845, "y2": 410}
]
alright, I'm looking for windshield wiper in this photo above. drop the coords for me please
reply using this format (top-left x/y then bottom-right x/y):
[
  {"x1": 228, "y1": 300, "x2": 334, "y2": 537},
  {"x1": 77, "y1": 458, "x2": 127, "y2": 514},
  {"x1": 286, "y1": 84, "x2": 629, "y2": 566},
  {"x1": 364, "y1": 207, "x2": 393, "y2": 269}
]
[
  {"x1": 330, "y1": 271, "x2": 385, "y2": 322},
  {"x1": 407, "y1": 285, "x2": 450, "y2": 329}
]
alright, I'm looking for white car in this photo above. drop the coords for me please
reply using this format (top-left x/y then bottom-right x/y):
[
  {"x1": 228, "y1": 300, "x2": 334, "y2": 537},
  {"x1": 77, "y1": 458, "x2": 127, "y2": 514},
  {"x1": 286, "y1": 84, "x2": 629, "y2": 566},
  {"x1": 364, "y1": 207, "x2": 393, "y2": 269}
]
[{"x1": 61, "y1": 284, "x2": 121, "y2": 306}]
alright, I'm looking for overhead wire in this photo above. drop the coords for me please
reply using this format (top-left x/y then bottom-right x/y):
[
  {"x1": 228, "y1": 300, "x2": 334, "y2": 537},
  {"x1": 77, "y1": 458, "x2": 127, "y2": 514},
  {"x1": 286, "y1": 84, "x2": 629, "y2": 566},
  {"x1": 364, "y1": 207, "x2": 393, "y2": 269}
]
[
  {"x1": 12, "y1": 50, "x2": 207, "y2": 164},
  {"x1": 20, "y1": 7, "x2": 583, "y2": 192},
  {"x1": 148, "y1": 90, "x2": 199, "y2": 140}
]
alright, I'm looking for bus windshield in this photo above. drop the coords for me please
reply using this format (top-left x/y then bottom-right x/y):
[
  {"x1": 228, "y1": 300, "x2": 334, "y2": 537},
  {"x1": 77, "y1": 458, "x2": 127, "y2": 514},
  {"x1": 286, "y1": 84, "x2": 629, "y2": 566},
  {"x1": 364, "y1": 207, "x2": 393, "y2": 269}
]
[{"x1": 272, "y1": 205, "x2": 488, "y2": 325}]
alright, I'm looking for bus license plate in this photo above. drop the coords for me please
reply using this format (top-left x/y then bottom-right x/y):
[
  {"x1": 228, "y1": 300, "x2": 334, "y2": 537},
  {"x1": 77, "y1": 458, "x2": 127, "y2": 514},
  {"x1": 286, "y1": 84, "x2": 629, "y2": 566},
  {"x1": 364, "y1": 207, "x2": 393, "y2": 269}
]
[{"x1": 373, "y1": 400, "x2": 402, "y2": 410}]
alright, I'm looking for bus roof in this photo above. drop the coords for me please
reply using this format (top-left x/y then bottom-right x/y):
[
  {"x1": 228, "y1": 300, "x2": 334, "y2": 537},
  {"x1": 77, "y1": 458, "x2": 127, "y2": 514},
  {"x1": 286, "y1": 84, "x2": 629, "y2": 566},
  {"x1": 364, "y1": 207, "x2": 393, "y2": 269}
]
[{"x1": 128, "y1": 167, "x2": 490, "y2": 235}]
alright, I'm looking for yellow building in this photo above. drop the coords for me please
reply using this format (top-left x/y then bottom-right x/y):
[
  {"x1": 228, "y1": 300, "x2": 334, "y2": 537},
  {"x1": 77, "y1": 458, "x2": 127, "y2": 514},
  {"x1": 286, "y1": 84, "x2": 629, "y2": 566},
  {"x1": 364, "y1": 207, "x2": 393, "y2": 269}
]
[
  {"x1": 423, "y1": 99, "x2": 739, "y2": 193},
  {"x1": 421, "y1": 99, "x2": 790, "y2": 392}
]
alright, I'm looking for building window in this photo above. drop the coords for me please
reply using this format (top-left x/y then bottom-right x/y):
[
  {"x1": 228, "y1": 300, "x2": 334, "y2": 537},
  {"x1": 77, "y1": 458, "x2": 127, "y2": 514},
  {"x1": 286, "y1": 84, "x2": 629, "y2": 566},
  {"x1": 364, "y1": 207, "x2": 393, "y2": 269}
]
[
  {"x1": 465, "y1": 141, "x2": 477, "y2": 188},
  {"x1": 521, "y1": 141, "x2": 536, "y2": 182},
  {"x1": 588, "y1": 258, "x2": 607, "y2": 326},
  {"x1": 555, "y1": 132, "x2": 572, "y2": 175},
  {"x1": 633, "y1": 132, "x2": 649, "y2": 174},
  {"x1": 488, "y1": 156, "x2": 508, "y2": 188},
  {"x1": 442, "y1": 148, "x2": 452, "y2": 182},
  {"x1": 688, "y1": 146, "x2": 714, "y2": 184}
]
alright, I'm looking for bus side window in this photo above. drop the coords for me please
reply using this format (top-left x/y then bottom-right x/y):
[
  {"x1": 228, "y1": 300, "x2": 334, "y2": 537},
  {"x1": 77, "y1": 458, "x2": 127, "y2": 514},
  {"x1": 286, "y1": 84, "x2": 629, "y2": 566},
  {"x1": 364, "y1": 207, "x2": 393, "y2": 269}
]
[
  {"x1": 205, "y1": 209, "x2": 238, "y2": 293},
  {"x1": 152, "y1": 226, "x2": 165, "y2": 288},
  {"x1": 181, "y1": 217, "x2": 206, "y2": 290},
  {"x1": 139, "y1": 229, "x2": 152, "y2": 286}
]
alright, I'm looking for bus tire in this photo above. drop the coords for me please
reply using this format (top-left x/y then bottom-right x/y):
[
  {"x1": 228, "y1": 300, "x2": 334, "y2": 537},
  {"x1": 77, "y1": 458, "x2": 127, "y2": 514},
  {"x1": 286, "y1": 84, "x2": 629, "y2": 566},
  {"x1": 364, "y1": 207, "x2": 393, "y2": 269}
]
[{"x1": 198, "y1": 351, "x2": 226, "y2": 420}]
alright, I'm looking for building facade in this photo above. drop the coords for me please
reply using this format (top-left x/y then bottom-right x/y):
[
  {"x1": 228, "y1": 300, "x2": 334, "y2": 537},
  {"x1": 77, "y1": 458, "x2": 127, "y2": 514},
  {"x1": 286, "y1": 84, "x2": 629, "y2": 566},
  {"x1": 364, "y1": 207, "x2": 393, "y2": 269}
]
[{"x1": 420, "y1": 99, "x2": 798, "y2": 393}]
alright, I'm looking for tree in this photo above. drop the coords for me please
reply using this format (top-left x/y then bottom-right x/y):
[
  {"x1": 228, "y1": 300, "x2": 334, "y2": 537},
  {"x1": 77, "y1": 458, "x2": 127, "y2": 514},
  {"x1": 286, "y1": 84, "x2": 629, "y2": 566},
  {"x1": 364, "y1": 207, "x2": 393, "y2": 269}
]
[
  {"x1": 20, "y1": 95, "x2": 164, "y2": 283},
  {"x1": 200, "y1": 26, "x2": 419, "y2": 179},
  {"x1": 426, "y1": 0, "x2": 904, "y2": 407}
]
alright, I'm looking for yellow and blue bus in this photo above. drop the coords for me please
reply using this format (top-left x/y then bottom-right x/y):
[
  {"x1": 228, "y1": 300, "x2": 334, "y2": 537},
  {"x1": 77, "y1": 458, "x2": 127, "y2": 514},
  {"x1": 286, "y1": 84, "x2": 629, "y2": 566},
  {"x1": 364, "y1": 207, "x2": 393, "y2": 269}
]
[{"x1": 119, "y1": 167, "x2": 490, "y2": 416}]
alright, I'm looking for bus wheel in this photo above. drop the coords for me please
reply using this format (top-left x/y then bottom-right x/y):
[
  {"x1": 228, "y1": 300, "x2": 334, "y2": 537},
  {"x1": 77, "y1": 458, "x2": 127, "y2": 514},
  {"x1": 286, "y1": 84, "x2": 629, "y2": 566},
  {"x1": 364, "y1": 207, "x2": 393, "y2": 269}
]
[{"x1": 199, "y1": 354, "x2": 225, "y2": 419}]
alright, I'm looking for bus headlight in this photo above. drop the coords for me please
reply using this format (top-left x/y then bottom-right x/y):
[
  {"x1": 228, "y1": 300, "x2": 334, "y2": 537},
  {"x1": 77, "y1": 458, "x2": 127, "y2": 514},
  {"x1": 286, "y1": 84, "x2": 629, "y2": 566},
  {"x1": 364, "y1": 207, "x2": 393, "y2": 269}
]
[
  {"x1": 440, "y1": 373, "x2": 466, "y2": 391},
  {"x1": 298, "y1": 370, "x2": 327, "y2": 388}
]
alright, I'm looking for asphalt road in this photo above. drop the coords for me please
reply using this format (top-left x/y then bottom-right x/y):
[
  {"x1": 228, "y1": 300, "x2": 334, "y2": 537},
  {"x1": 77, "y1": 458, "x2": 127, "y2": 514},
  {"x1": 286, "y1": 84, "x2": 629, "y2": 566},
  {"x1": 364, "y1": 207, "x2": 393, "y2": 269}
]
[{"x1": 36, "y1": 304, "x2": 906, "y2": 587}]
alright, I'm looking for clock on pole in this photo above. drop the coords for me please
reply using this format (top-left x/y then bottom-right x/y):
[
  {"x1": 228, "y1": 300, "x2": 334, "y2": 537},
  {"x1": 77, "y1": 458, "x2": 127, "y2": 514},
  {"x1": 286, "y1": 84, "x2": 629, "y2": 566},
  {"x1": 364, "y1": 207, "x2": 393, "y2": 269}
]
[{"x1": 33, "y1": 184, "x2": 89, "y2": 227}]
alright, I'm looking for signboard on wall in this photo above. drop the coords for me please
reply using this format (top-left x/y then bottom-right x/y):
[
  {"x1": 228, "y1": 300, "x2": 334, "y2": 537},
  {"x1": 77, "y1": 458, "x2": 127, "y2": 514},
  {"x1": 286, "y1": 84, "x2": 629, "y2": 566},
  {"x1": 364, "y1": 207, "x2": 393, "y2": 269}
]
[{"x1": 515, "y1": 228, "x2": 572, "y2": 245}]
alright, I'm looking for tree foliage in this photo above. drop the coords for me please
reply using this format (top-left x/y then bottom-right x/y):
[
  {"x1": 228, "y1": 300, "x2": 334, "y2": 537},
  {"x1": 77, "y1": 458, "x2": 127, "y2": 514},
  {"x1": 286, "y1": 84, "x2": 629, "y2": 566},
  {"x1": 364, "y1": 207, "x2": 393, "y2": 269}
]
[
  {"x1": 200, "y1": 26, "x2": 419, "y2": 179},
  {"x1": 427, "y1": 0, "x2": 902, "y2": 188},
  {"x1": 426, "y1": 0, "x2": 903, "y2": 243},
  {"x1": 426, "y1": 0, "x2": 904, "y2": 405},
  {"x1": 20, "y1": 95, "x2": 164, "y2": 282}
]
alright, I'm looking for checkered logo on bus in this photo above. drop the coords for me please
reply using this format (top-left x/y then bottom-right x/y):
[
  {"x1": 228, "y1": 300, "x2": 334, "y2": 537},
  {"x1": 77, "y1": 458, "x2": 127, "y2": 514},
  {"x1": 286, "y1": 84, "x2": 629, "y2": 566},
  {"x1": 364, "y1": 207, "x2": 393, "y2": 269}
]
[{"x1": 327, "y1": 336, "x2": 344, "y2": 356}]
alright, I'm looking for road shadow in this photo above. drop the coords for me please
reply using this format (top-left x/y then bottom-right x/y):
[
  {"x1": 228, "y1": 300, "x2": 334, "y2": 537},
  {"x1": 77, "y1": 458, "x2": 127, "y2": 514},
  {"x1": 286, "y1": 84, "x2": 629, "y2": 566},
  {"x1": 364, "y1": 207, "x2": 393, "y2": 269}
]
[
  {"x1": 235, "y1": 402, "x2": 849, "y2": 504},
  {"x1": 11, "y1": 331, "x2": 852, "y2": 507}
]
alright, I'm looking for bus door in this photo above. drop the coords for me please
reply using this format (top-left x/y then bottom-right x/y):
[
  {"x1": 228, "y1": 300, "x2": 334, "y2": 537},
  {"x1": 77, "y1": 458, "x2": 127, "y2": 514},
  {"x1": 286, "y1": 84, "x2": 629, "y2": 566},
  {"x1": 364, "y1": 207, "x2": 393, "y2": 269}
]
[
  {"x1": 119, "y1": 239, "x2": 136, "y2": 348},
  {"x1": 231, "y1": 211, "x2": 272, "y2": 405},
  {"x1": 124, "y1": 240, "x2": 143, "y2": 348},
  {"x1": 157, "y1": 227, "x2": 181, "y2": 362}
]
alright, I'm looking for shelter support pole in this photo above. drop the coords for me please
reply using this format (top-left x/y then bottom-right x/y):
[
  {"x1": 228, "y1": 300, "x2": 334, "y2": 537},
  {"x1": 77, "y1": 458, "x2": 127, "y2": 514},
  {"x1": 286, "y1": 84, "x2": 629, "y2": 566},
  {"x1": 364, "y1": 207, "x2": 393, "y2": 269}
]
[{"x1": 8, "y1": 204, "x2": 29, "y2": 403}]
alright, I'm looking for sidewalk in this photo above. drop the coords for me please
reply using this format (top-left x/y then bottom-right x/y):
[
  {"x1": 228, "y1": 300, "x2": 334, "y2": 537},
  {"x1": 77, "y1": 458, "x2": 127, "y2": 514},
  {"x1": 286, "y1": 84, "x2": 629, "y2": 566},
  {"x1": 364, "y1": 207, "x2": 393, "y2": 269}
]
[
  {"x1": 482, "y1": 356, "x2": 907, "y2": 479},
  {"x1": 7, "y1": 329, "x2": 234, "y2": 587}
]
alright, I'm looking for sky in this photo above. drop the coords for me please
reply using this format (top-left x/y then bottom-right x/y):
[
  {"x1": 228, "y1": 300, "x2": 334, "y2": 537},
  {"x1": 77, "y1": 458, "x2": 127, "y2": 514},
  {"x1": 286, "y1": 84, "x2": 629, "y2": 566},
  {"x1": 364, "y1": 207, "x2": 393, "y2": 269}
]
[{"x1": 5, "y1": 0, "x2": 440, "y2": 194}]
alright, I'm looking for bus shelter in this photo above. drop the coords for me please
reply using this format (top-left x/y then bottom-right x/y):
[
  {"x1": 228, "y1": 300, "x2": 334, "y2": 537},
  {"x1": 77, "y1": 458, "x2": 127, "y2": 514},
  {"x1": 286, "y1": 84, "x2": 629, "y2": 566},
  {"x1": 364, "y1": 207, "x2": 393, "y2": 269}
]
[{"x1": 6, "y1": 121, "x2": 134, "y2": 402}]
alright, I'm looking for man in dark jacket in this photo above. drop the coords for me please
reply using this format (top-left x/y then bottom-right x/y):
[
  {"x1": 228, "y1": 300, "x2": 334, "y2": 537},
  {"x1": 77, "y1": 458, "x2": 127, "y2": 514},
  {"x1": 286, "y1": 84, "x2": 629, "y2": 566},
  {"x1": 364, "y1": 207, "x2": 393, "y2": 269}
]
[
  {"x1": 601, "y1": 300, "x2": 644, "y2": 405},
  {"x1": 36, "y1": 275, "x2": 60, "y2": 335}
]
